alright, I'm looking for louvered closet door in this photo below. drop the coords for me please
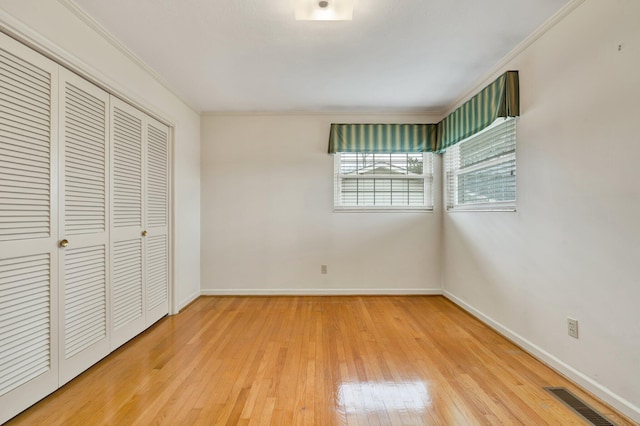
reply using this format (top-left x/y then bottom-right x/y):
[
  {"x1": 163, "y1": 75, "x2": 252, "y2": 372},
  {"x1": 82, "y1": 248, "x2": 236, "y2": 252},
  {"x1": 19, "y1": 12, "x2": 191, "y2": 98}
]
[
  {"x1": 109, "y1": 97, "x2": 146, "y2": 350},
  {"x1": 145, "y1": 118, "x2": 169, "y2": 325},
  {"x1": 58, "y1": 69, "x2": 110, "y2": 385},
  {"x1": 0, "y1": 33, "x2": 59, "y2": 424}
]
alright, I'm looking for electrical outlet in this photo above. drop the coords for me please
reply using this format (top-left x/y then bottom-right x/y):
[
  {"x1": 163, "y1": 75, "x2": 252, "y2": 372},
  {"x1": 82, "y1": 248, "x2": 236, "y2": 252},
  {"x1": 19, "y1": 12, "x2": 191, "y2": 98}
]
[
  {"x1": 567, "y1": 318, "x2": 579, "y2": 339},
  {"x1": 321, "y1": 265, "x2": 327, "y2": 274}
]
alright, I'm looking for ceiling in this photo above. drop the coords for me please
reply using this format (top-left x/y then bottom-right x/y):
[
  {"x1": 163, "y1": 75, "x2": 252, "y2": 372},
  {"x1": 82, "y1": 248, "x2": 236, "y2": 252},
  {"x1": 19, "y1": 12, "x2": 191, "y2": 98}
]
[{"x1": 72, "y1": 0, "x2": 570, "y2": 113}]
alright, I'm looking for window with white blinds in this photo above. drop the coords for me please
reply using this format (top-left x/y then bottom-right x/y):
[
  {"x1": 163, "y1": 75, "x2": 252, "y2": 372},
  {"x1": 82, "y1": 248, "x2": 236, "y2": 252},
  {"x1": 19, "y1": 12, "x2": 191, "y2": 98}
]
[
  {"x1": 334, "y1": 153, "x2": 433, "y2": 211},
  {"x1": 444, "y1": 117, "x2": 516, "y2": 211}
]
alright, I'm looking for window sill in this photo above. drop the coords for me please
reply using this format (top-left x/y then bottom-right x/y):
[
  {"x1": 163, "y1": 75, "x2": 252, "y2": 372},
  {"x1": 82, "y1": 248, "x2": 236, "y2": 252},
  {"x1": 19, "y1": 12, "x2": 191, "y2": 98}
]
[
  {"x1": 446, "y1": 208, "x2": 516, "y2": 213},
  {"x1": 334, "y1": 207, "x2": 434, "y2": 213}
]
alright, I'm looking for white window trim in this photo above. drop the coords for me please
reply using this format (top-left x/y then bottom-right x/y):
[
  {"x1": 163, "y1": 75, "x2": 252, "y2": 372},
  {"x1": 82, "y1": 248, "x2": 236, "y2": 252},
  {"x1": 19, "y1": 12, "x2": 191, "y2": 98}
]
[{"x1": 334, "y1": 153, "x2": 434, "y2": 213}]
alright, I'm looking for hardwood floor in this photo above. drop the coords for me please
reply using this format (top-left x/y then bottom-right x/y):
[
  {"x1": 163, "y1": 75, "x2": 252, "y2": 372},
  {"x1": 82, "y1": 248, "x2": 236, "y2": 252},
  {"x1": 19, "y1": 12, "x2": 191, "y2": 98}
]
[{"x1": 7, "y1": 296, "x2": 635, "y2": 425}]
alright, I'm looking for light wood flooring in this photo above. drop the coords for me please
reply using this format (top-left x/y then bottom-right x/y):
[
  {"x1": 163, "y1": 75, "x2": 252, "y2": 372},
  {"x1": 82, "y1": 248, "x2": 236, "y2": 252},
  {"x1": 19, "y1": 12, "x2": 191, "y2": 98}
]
[{"x1": 7, "y1": 296, "x2": 636, "y2": 425}]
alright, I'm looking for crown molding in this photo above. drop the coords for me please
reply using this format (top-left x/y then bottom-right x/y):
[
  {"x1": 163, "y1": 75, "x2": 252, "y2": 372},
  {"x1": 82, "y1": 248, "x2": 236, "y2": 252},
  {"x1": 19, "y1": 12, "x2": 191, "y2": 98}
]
[
  {"x1": 0, "y1": 10, "x2": 177, "y2": 127},
  {"x1": 57, "y1": 0, "x2": 199, "y2": 114},
  {"x1": 201, "y1": 109, "x2": 444, "y2": 118},
  {"x1": 444, "y1": 0, "x2": 586, "y2": 116}
]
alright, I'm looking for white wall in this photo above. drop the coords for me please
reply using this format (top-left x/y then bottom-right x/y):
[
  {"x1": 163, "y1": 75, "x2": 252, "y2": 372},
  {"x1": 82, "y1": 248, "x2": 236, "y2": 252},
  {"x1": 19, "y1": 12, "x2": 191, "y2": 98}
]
[
  {"x1": 4, "y1": 0, "x2": 636, "y2": 420},
  {"x1": 443, "y1": 0, "x2": 640, "y2": 421},
  {"x1": 0, "y1": 0, "x2": 201, "y2": 310},
  {"x1": 201, "y1": 113, "x2": 442, "y2": 294}
]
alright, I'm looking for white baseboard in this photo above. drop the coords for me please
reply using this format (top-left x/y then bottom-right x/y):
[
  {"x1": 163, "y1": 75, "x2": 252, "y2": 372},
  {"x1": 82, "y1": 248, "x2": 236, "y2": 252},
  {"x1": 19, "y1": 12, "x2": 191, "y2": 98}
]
[
  {"x1": 443, "y1": 290, "x2": 640, "y2": 423},
  {"x1": 178, "y1": 290, "x2": 202, "y2": 312},
  {"x1": 201, "y1": 288, "x2": 443, "y2": 296}
]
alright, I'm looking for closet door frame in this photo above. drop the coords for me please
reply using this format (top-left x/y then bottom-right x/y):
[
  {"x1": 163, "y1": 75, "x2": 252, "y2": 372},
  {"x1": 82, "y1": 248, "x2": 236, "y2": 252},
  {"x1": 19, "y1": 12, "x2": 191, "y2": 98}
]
[
  {"x1": 0, "y1": 32, "x2": 60, "y2": 424},
  {"x1": 57, "y1": 68, "x2": 110, "y2": 385}
]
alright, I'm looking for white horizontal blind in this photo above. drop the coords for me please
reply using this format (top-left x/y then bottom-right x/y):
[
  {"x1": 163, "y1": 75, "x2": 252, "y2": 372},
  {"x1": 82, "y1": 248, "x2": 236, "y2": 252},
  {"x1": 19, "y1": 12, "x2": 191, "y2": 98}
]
[
  {"x1": 334, "y1": 153, "x2": 433, "y2": 210},
  {"x1": 445, "y1": 118, "x2": 516, "y2": 210},
  {"x1": 0, "y1": 48, "x2": 51, "y2": 241},
  {"x1": 0, "y1": 253, "x2": 51, "y2": 396}
]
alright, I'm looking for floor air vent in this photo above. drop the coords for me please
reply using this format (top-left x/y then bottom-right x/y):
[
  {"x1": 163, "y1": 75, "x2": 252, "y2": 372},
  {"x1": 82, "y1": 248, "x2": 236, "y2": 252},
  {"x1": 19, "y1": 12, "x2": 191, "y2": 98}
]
[{"x1": 545, "y1": 387, "x2": 616, "y2": 426}]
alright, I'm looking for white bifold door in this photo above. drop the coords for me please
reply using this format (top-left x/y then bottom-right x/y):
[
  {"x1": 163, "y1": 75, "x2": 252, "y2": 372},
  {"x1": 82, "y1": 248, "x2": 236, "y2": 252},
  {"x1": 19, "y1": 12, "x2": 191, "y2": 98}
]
[
  {"x1": 0, "y1": 32, "x2": 171, "y2": 424},
  {"x1": 144, "y1": 116, "x2": 170, "y2": 326},
  {"x1": 0, "y1": 34, "x2": 60, "y2": 421},
  {"x1": 110, "y1": 99, "x2": 145, "y2": 350},
  {"x1": 58, "y1": 69, "x2": 110, "y2": 385},
  {"x1": 110, "y1": 98, "x2": 169, "y2": 351}
]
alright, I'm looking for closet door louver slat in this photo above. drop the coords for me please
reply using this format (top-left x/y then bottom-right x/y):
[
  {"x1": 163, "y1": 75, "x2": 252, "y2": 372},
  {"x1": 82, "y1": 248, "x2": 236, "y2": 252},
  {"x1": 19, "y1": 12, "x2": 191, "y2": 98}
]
[
  {"x1": 147, "y1": 124, "x2": 168, "y2": 227},
  {"x1": 147, "y1": 235, "x2": 167, "y2": 310},
  {"x1": 0, "y1": 48, "x2": 51, "y2": 243},
  {"x1": 112, "y1": 239, "x2": 142, "y2": 330},
  {"x1": 63, "y1": 81, "x2": 106, "y2": 235},
  {"x1": 0, "y1": 253, "x2": 51, "y2": 396},
  {"x1": 63, "y1": 246, "x2": 106, "y2": 358},
  {"x1": 113, "y1": 108, "x2": 142, "y2": 229}
]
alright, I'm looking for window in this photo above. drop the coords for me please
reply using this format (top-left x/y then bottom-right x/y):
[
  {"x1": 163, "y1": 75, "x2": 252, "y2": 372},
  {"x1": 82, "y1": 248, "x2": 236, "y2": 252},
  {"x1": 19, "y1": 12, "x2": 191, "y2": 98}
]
[
  {"x1": 334, "y1": 152, "x2": 433, "y2": 211},
  {"x1": 445, "y1": 117, "x2": 516, "y2": 211}
]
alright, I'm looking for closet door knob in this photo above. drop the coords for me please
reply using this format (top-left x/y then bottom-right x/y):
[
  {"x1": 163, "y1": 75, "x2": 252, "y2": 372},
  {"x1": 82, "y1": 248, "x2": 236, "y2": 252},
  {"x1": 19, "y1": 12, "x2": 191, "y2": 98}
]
[
  {"x1": 59, "y1": 239, "x2": 69, "y2": 248},
  {"x1": 142, "y1": 230, "x2": 148, "y2": 237}
]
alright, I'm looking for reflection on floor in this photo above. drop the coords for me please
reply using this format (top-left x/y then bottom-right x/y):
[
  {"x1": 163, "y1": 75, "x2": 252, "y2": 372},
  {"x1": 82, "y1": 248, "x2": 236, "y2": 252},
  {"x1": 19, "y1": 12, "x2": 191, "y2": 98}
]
[{"x1": 339, "y1": 381, "x2": 430, "y2": 414}]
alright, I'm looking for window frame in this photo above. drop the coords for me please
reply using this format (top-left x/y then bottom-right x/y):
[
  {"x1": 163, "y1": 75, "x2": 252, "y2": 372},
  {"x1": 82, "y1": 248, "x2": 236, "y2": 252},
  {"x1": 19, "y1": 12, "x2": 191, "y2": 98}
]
[
  {"x1": 444, "y1": 117, "x2": 517, "y2": 212},
  {"x1": 333, "y1": 152, "x2": 434, "y2": 213}
]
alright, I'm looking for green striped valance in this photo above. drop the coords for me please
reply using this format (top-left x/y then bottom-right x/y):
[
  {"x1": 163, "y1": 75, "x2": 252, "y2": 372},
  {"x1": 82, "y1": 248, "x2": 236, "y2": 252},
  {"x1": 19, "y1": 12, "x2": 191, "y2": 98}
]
[
  {"x1": 437, "y1": 71, "x2": 519, "y2": 152},
  {"x1": 328, "y1": 123, "x2": 438, "y2": 153},
  {"x1": 326, "y1": 71, "x2": 519, "y2": 154}
]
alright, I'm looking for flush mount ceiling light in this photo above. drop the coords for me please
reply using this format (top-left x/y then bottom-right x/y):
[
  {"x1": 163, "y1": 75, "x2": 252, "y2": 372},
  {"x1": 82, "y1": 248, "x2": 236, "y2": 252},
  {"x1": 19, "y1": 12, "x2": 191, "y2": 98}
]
[{"x1": 295, "y1": 0, "x2": 354, "y2": 21}]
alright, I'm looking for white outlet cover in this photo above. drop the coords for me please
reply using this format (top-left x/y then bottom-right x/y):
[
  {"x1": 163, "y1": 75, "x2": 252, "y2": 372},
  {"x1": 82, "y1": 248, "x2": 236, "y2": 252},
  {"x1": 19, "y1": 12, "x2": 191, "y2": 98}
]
[{"x1": 567, "y1": 318, "x2": 579, "y2": 338}]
